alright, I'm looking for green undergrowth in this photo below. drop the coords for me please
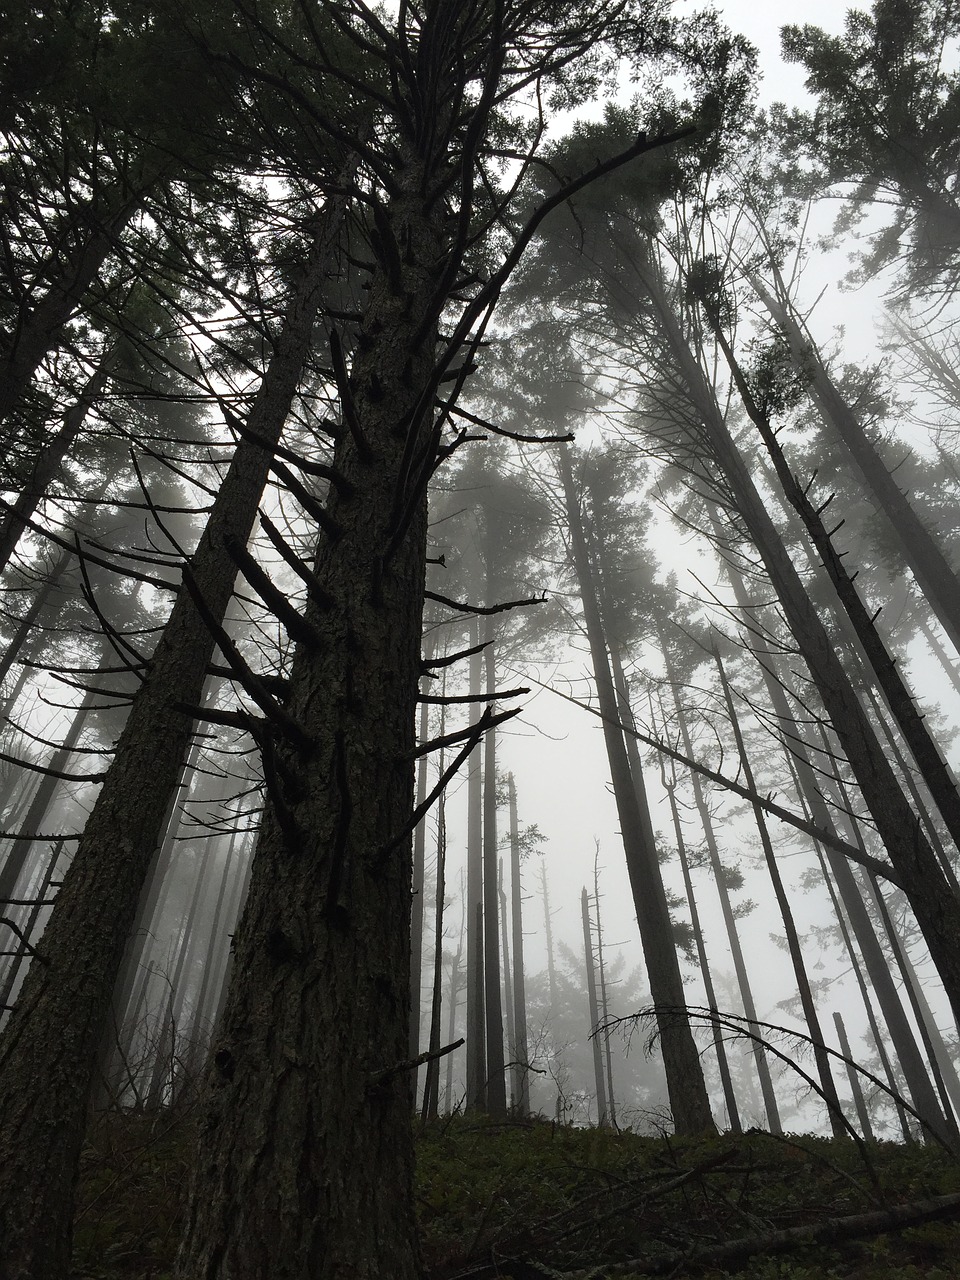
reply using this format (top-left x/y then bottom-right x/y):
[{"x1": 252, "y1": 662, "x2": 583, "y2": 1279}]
[{"x1": 70, "y1": 1110, "x2": 960, "y2": 1279}]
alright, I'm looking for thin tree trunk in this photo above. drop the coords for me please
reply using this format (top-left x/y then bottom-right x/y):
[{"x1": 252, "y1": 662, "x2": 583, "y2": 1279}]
[
  {"x1": 707, "y1": 309, "x2": 960, "y2": 861},
  {"x1": 814, "y1": 843, "x2": 914, "y2": 1143},
  {"x1": 751, "y1": 272, "x2": 960, "y2": 658},
  {"x1": 559, "y1": 442, "x2": 715, "y2": 1136},
  {"x1": 0, "y1": 191, "x2": 142, "y2": 427},
  {"x1": 445, "y1": 913, "x2": 464, "y2": 1113},
  {"x1": 638, "y1": 255, "x2": 960, "y2": 1032},
  {"x1": 661, "y1": 749, "x2": 742, "y2": 1133},
  {"x1": 507, "y1": 772, "x2": 530, "y2": 1117},
  {"x1": 408, "y1": 687, "x2": 431, "y2": 1097},
  {"x1": 0, "y1": 347, "x2": 115, "y2": 574},
  {"x1": 592, "y1": 856, "x2": 617, "y2": 1130},
  {"x1": 466, "y1": 620, "x2": 486, "y2": 1111},
  {"x1": 834, "y1": 1011, "x2": 876, "y2": 1142},
  {"x1": 713, "y1": 645, "x2": 845, "y2": 1138},
  {"x1": 581, "y1": 887, "x2": 609, "y2": 1127},
  {"x1": 540, "y1": 856, "x2": 558, "y2": 1013},
  {"x1": 718, "y1": 547, "x2": 954, "y2": 1145},
  {"x1": 498, "y1": 859, "x2": 515, "y2": 1108},
  {"x1": 421, "y1": 747, "x2": 447, "y2": 1123},
  {"x1": 482, "y1": 622, "x2": 506, "y2": 1117},
  {"x1": 665, "y1": 654, "x2": 781, "y2": 1134}
]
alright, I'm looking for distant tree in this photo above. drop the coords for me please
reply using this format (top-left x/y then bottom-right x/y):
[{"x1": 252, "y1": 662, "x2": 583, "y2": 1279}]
[{"x1": 779, "y1": 0, "x2": 960, "y2": 293}]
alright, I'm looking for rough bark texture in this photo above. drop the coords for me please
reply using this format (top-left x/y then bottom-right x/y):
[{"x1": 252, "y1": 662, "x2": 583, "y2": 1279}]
[
  {"x1": 559, "y1": 443, "x2": 715, "y2": 1136},
  {"x1": 174, "y1": 148, "x2": 447, "y2": 1280},
  {"x1": 0, "y1": 219, "x2": 335, "y2": 1280}
]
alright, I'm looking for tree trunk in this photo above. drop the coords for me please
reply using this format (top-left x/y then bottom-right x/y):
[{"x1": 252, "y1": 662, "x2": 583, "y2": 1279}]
[
  {"x1": 0, "y1": 190, "x2": 142, "y2": 428},
  {"x1": 718, "y1": 546, "x2": 954, "y2": 1145},
  {"x1": 751, "y1": 272, "x2": 960, "y2": 658},
  {"x1": 708, "y1": 312, "x2": 960, "y2": 861},
  {"x1": 662, "y1": 754, "x2": 742, "y2": 1133},
  {"x1": 638, "y1": 256, "x2": 960, "y2": 1032},
  {"x1": 581, "y1": 887, "x2": 609, "y2": 1127},
  {"x1": 507, "y1": 772, "x2": 530, "y2": 1117},
  {"x1": 482, "y1": 622, "x2": 507, "y2": 1117},
  {"x1": 175, "y1": 135, "x2": 456, "y2": 1277},
  {"x1": 833, "y1": 1011, "x2": 876, "y2": 1142},
  {"x1": 713, "y1": 646, "x2": 845, "y2": 1138},
  {"x1": 0, "y1": 207, "x2": 340, "y2": 1279},
  {"x1": 408, "y1": 688, "x2": 431, "y2": 1096},
  {"x1": 0, "y1": 346, "x2": 115, "y2": 573},
  {"x1": 665, "y1": 653, "x2": 781, "y2": 1134},
  {"x1": 559, "y1": 442, "x2": 715, "y2": 1135},
  {"x1": 466, "y1": 620, "x2": 486, "y2": 1111}
]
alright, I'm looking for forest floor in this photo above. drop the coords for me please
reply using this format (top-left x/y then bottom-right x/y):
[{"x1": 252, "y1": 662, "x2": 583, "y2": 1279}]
[{"x1": 70, "y1": 1107, "x2": 960, "y2": 1279}]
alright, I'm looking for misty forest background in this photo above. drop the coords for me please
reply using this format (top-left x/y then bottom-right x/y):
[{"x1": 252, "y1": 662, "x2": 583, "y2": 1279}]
[{"x1": 4, "y1": 0, "x2": 960, "y2": 1270}]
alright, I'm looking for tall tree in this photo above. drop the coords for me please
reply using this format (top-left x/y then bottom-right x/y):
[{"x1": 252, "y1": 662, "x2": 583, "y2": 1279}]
[
  {"x1": 174, "y1": 5, "x2": 694, "y2": 1277},
  {"x1": 558, "y1": 442, "x2": 715, "y2": 1135}
]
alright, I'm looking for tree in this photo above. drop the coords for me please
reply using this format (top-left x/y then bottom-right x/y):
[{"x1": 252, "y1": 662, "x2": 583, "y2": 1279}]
[
  {"x1": 172, "y1": 5, "x2": 694, "y2": 1278},
  {"x1": 557, "y1": 442, "x2": 715, "y2": 1135},
  {"x1": 779, "y1": 0, "x2": 960, "y2": 293}
]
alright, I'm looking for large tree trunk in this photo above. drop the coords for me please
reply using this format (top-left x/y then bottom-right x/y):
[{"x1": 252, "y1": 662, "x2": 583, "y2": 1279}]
[
  {"x1": 559, "y1": 443, "x2": 715, "y2": 1135},
  {"x1": 638, "y1": 256, "x2": 960, "y2": 1032},
  {"x1": 0, "y1": 210, "x2": 338, "y2": 1279},
  {"x1": 174, "y1": 139, "x2": 452, "y2": 1277}
]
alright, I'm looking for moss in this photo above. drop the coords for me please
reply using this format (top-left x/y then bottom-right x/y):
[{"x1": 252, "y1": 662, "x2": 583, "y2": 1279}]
[{"x1": 70, "y1": 1112, "x2": 960, "y2": 1278}]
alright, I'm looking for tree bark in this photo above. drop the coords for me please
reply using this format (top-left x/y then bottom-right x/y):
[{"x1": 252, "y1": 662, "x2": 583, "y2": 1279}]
[{"x1": 175, "y1": 138, "x2": 453, "y2": 1278}]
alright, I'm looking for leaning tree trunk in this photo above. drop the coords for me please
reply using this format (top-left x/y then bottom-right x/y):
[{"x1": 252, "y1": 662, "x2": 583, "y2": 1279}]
[
  {"x1": 707, "y1": 311, "x2": 960, "y2": 859},
  {"x1": 559, "y1": 443, "x2": 715, "y2": 1135},
  {"x1": 638, "y1": 256, "x2": 960, "y2": 1032},
  {"x1": 0, "y1": 345, "x2": 115, "y2": 574},
  {"x1": 0, "y1": 188, "x2": 144, "y2": 430},
  {"x1": 713, "y1": 645, "x2": 845, "y2": 1137},
  {"x1": 751, "y1": 272, "x2": 960, "y2": 659},
  {"x1": 663, "y1": 652, "x2": 782, "y2": 1134},
  {"x1": 0, "y1": 208, "x2": 341, "y2": 1280}
]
